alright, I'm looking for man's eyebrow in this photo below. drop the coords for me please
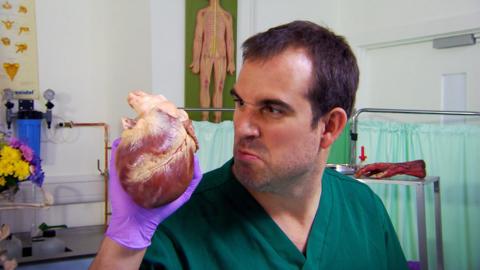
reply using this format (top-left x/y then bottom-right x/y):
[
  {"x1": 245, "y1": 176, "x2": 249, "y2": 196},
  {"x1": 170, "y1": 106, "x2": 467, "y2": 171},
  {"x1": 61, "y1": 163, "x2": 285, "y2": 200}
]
[
  {"x1": 259, "y1": 99, "x2": 294, "y2": 112},
  {"x1": 230, "y1": 88, "x2": 294, "y2": 112},
  {"x1": 230, "y1": 88, "x2": 240, "y2": 99}
]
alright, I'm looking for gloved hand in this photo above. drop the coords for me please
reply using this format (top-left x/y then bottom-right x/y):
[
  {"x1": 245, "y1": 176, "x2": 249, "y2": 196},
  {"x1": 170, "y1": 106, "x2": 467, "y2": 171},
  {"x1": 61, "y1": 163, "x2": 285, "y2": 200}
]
[{"x1": 106, "y1": 138, "x2": 202, "y2": 249}]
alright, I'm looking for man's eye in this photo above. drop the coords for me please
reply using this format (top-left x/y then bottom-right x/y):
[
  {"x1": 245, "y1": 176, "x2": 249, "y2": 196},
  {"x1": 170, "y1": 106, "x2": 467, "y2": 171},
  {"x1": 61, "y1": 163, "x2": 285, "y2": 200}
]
[{"x1": 261, "y1": 105, "x2": 283, "y2": 116}]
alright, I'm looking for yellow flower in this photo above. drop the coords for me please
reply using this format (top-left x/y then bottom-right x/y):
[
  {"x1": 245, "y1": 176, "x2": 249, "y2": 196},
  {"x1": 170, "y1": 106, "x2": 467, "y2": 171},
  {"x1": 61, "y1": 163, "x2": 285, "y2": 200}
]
[
  {"x1": 14, "y1": 160, "x2": 30, "y2": 180},
  {"x1": 0, "y1": 177, "x2": 5, "y2": 186},
  {"x1": 0, "y1": 145, "x2": 30, "y2": 180},
  {"x1": 0, "y1": 159, "x2": 14, "y2": 176},
  {"x1": 1, "y1": 146, "x2": 21, "y2": 161}
]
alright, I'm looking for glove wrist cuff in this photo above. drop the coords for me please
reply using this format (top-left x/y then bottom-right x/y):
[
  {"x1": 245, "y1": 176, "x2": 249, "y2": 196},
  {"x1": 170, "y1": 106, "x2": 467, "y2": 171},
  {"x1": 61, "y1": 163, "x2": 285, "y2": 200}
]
[{"x1": 106, "y1": 216, "x2": 157, "y2": 250}]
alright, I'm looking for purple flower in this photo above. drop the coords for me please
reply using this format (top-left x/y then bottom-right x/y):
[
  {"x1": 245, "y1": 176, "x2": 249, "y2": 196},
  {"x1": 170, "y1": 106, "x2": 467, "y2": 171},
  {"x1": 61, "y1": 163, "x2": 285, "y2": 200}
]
[
  {"x1": 19, "y1": 144, "x2": 34, "y2": 162},
  {"x1": 27, "y1": 155, "x2": 44, "y2": 187},
  {"x1": 29, "y1": 168, "x2": 45, "y2": 187},
  {"x1": 8, "y1": 138, "x2": 34, "y2": 161},
  {"x1": 8, "y1": 137, "x2": 22, "y2": 148},
  {"x1": 31, "y1": 155, "x2": 41, "y2": 167}
]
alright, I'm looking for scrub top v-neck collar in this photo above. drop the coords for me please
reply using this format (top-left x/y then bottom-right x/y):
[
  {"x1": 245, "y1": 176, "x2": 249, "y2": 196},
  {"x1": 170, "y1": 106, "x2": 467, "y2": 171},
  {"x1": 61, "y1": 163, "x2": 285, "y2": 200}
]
[{"x1": 223, "y1": 166, "x2": 333, "y2": 268}]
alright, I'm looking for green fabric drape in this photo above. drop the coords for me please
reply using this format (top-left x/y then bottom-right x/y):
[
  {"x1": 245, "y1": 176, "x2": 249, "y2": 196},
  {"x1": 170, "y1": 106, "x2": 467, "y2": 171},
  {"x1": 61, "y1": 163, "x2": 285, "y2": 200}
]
[
  {"x1": 327, "y1": 121, "x2": 351, "y2": 164},
  {"x1": 192, "y1": 120, "x2": 234, "y2": 172},
  {"x1": 357, "y1": 120, "x2": 480, "y2": 270}
]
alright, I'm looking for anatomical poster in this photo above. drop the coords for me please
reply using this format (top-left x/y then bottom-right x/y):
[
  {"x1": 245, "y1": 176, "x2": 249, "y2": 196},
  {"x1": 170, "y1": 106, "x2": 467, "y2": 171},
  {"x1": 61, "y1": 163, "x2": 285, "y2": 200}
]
[
  {"x1": 0, "y1": 0, "x2": 39, "y2": 100},
  {"x1": 185, "y1": 0, "x2": 237, "y2": 122}
]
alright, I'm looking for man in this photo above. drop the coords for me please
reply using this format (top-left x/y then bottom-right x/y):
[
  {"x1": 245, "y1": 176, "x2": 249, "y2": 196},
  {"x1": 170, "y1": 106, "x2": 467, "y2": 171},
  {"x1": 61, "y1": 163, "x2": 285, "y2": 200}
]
[
  {"x1": 90, "y1": 20, "x2": 408, "y2": 269},
  {"x1": 189, "y1": 0, "x2": 235, "y2": 122}
]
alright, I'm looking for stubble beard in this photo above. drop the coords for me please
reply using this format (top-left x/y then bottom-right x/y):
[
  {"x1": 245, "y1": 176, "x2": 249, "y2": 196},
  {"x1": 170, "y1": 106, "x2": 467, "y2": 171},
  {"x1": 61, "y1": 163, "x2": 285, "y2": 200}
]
[
  {"x1": 232, "y1": 135, "x2": 321, "y2": 194},
  {"x1": 233, "y1": 154, "x2": 316, "y2": 194},
  {"x1": 232, "y1": 138, "x2": 278, "y2": 192},
  {"x1": 233, "y1": 161, "x2": 275, "y2": 192}
]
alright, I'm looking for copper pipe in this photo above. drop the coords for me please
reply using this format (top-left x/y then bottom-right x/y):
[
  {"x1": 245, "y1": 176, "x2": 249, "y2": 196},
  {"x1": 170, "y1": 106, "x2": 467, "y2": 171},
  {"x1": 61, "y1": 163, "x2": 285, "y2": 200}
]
[{"x1": 57, "y1": 121, "x2": 110, "y2": 229}]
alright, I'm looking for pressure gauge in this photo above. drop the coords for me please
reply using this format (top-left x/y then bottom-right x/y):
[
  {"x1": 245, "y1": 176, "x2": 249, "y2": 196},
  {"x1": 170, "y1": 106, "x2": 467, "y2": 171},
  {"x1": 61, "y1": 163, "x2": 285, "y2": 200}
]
[
  {"x1": 3, "y1": 88, "x2": 14, "y2": 101},
  {"x1": 43, "y1": 89, "x2": 55, "y2": 101},
  {"x1": 3, "y1": 88, "x2": 14, "y2": 100}
]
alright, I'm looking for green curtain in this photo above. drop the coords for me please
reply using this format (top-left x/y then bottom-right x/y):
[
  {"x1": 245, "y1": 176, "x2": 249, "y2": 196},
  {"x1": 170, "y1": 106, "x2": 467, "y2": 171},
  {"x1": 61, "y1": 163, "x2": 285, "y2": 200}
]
[
  {"x1": 192, "y1": 120, "x2": 234, "y2": 172},
  {"x1": 357, "y1": 120, "x2": 480, "y2": 270},
  {"x1": 327, "y1": 121, "x2": 351, "y2": 164}
]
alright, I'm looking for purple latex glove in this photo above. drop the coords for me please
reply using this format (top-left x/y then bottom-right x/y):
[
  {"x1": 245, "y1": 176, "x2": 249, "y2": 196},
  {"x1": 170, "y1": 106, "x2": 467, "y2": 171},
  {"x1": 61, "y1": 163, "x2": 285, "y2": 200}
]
[{"x1": 106, "y1": 138, "x2": 202, "y2": 249}]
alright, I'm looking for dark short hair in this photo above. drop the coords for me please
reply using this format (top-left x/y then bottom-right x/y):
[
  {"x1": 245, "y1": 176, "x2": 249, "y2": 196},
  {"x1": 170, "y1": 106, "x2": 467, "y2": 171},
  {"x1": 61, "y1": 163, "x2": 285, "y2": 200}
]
[{"x1": 242, "y1": 20, "x2": 359, "y2": 127}]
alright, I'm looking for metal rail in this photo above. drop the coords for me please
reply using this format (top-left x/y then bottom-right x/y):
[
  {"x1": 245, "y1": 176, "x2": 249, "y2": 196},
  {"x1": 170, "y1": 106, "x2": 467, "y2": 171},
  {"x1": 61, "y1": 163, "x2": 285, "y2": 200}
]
[
  {"x1": 349, "y1": 108, "x2": 480, "y2": 166},
  {"x1": 179, "y1": 107, "x2": 235, "y2": 112}
]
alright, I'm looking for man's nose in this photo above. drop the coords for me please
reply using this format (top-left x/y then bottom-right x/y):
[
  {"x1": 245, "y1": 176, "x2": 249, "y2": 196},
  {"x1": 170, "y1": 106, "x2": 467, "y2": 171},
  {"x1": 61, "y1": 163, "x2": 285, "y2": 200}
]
[{"x1": 234, "y1": 106, "x2": 260, "y2": 138}]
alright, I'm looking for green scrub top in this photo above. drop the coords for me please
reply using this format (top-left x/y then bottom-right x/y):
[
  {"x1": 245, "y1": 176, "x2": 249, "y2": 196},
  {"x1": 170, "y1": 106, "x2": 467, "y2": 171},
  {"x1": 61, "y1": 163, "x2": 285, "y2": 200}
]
[{"x1": 141, "y1": 159, "x2": 408, "y2": 270}]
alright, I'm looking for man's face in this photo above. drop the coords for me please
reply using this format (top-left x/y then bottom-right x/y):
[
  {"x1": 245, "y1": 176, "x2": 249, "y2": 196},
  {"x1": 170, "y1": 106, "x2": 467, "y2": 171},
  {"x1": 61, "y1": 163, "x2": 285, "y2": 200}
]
[{"x1": 232, "y1": 47, "x2": 325, "y2": 193}]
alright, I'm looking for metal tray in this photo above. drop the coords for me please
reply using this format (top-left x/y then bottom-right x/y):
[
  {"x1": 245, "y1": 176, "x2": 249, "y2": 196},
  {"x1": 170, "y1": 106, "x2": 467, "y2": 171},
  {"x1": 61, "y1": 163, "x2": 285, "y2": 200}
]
[{"x1": 326, "y1": 164, "x2": 357, "y2": 175}]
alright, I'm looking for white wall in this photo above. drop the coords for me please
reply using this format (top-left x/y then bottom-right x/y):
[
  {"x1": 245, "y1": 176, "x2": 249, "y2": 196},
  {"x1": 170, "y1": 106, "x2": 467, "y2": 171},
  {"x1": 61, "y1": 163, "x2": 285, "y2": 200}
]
[
  {"x1": 252, "y1": 0, "x2": 338, "y2": 32},
  {"x1": 339, "y1": 0, "x2": 480, "y2": 47},
  {"x1": 36, "y1": 0, "x2": 151, "y2": 176},
  {"x1": 150, "y1": 1, "x2": 186, "y2": 106},
  {"x1": 338, "y1": 0, "x2": 480, "y2": 122},
  {"x1": 362, "y1": 42, "x2": 480, "y2": 121}
]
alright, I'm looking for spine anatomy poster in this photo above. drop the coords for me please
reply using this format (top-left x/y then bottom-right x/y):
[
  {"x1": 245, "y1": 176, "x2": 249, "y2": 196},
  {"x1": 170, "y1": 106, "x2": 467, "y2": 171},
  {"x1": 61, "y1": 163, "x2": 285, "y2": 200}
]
[
  {"x1": 0, "y1": 0, "x2": 39, "y2": 100},
  {"x1": 185, "y1": 0, "x2": 237, "y2": 122}
]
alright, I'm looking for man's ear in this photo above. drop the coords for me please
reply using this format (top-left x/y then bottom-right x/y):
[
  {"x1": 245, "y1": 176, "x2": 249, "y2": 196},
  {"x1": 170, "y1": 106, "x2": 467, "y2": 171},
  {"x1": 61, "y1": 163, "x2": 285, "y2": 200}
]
[{"x1": 319, "y1": 108, "x2": 347, "y2": 149}]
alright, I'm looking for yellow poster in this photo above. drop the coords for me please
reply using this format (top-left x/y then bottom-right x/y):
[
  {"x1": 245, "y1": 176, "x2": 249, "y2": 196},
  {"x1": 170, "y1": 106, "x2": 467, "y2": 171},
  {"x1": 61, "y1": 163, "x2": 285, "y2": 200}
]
[{"x1": 0, "y1": 0, "x2": 39, "y2": 100}]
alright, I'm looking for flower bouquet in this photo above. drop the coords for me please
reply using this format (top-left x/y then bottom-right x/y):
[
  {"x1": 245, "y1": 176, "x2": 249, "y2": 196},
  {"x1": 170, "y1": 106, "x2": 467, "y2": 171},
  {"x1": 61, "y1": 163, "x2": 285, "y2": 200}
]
[{"x1": 0, "y1": 133, "x2": 51, "y2": 208}]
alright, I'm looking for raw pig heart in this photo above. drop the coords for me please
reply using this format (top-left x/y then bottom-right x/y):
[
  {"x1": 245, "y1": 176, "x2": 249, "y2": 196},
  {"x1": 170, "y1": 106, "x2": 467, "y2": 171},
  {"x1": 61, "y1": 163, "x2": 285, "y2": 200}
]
[{"x1": 115, "y1": 91, "x2": 198, "y2": 208}]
